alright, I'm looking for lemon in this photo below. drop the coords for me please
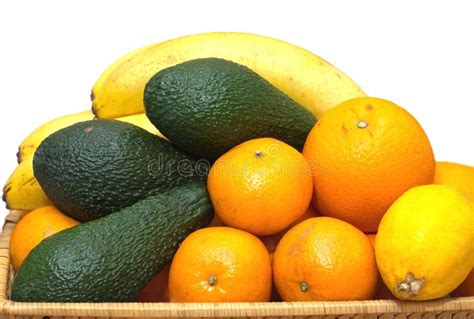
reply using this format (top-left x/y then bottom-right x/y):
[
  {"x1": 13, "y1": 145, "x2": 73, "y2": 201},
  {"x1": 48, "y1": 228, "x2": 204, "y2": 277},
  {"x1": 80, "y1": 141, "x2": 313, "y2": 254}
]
[{"x1": 375, "y1": 184, "x2": 474, "y2": 300}]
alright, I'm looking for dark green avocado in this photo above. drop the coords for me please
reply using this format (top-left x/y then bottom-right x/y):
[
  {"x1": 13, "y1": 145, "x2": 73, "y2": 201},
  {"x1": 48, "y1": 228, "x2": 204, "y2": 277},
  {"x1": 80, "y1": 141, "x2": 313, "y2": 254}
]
[
  {"x1": 33, "y1": 119, "x2": 203, "y2": 221},
  {"x1": 11, "y1": 181, "x2": 213, "y2": 302},
  {"x1": 144, "y1": 58, "x2": 316, "y2": 160}
]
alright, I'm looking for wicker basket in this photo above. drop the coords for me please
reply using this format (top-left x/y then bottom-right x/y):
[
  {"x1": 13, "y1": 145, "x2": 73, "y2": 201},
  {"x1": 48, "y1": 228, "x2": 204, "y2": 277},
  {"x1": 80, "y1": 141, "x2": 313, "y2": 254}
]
[{"x1": 1, "y1": 210, "x2": 474, "y2": 319}]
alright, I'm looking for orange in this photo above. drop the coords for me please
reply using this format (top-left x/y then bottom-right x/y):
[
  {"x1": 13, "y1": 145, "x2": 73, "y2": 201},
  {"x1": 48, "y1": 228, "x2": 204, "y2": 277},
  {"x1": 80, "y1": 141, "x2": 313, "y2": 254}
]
[
  {"x1": 293, "y1": 204, "x2": 320, "y2": 225},
  {"x1": 168, "y1": 227, "x2": 272, "y2": 302},
  {"x1": 434, "y1": 161, "x2": 474, "y2": 202},
  {"x1": 208, "y1": 138, "x2": 313, "y2": 236},
  {"x1": 273, "y1": 217, "x2": 377, "y2": 301},
  {"x1": 366, "y1": 233, "x2": 376, "y2": 246},
  {"x1": 434, "y1": 161, "x2": 474, "y2": 296},
  {"x1": 453, "y1": 271, "x2": 474, "y2": 297},
  {"x1": 366, "y1": 234, "x2": 395, "y2": 299},
  {"x1": 260, "y1": 205, "x2": 319, "y2": 302},
  {"x1": 10, "y1": 205, "x2": 79, "y2": 271},
  {"x1": 137, "y1": 265, "x2": 170, "y2": 302},
  {"x1": 303, "y1": 97, "x2": 435, "y2": 232},
  {"x1": 208, "y1": 214, "x2": 225, "y2": 227}
]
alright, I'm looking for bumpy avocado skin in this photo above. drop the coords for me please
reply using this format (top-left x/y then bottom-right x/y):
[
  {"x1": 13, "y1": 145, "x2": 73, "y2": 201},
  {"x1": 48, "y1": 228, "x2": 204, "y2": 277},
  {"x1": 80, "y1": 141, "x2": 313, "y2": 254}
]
[
  {"x1": 11, "y1": 181, "x2": 214, "y2": 302},
  {"x1": 144, "y1": 58, "x2": 316, "y2": 160},
  {"x1": 33, "y1": 119, "x2": 203, "y2": 221}
]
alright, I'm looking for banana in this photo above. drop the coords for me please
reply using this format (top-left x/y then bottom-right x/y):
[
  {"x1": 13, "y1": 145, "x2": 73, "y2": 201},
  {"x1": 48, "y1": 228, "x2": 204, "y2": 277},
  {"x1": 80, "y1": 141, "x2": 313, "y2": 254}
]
[
  {"x1": 18, "y1": 110, "x2": 94, "y2": 162},
  {"x1": 92, "y1": 44, "x2": 154, "y2": 101},
  {"x1": 3, "y1": 155, "x2": 52, "y2": 211},
  {"x1": 92, "y1": 32, "x2": 366, "y2": 119},
  {"x1": 9, "y1": 112, "x2": 163, "y2": 211}
]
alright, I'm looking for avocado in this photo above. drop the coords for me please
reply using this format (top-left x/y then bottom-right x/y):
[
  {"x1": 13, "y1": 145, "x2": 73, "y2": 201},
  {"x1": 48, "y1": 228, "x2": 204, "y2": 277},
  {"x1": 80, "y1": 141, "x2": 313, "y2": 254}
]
[
  {"x1": 33, "y1": 119, "x2": 204, "y2": 222},
  {"x1": 11, "y1": 181, "x2": 213, "y2": 302},
  {"x1": 144, "y1": 58, "x2": 316, "y2": 160}
]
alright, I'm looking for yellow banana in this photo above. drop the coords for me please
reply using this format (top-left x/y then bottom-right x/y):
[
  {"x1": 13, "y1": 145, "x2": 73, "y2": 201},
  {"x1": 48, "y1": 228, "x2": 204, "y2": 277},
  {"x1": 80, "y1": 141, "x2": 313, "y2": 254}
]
[
  {"x1": 18, "y1": 110, "x2": 94, "y2": 162},
  {"x1": 3, "y1": 155, "x2": 52, "y2": 211},
  {"x1": 9, "y1": 112, "x2": 162, "y2": 211},
  {"x1": 92, "y1": 44, "x2": 154, "y2": 101},
  {"x1": 92, "y1": 32, "x2": 366, "y2": 119}
]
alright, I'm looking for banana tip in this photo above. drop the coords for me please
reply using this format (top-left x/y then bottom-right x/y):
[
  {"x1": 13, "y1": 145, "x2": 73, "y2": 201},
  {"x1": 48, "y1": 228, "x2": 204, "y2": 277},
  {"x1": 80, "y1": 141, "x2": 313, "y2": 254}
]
[
  {"x1": 2, "y1": 189, "x2": 9, "y2": 205},
  {"x1": 16, "y1": 149, "x2": 21, "y2": 163},
  {"x1": 90, "y1": 91, "x2": 100, "y2": 118}
]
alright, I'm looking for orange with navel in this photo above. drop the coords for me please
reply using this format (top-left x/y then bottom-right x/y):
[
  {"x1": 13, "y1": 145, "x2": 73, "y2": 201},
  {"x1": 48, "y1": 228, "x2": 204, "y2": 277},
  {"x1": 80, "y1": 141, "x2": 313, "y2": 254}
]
[
  {"x1": 208, "y1": 138, "x2": 313, "y2": 236},
  {"x1": 168, "y1": 227, "x2": 272, "y2": 302},
  {"x1": 10, "y1": 205, "x2": 79, "y2": 271},
  {"x1": 273, "y1": 217, "x2": 377, "y2": 301},
  {"x1": 303, "y1": 97, "x2": 435, "y2": 232}
]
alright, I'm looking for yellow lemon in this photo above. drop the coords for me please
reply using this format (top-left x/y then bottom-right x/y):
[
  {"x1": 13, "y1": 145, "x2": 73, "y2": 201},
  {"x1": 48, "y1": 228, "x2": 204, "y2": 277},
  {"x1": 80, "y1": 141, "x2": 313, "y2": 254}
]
[{"x1": 375, "y1": 184, "x2": 474, "y2": 300}]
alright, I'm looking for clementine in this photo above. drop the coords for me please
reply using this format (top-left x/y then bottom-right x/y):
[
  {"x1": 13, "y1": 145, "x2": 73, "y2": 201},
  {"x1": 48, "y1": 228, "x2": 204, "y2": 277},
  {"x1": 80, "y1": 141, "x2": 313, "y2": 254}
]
[
  {"x1": 10, "y1": 205, "x2": 79, "y2": 271},
  {"x1": 273, "y1": 217, "x2": 377, "y2": 301},
  {"x1": 208, "y1": 138, "x2": 313, "y2": 236},
  {"x1": 168, "y1": 227, "x2": 272, "y2": 302}
]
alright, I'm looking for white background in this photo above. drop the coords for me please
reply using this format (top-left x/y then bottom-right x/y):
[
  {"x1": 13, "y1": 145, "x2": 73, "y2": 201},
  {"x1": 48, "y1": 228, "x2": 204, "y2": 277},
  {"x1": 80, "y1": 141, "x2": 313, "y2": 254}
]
[{"x1": 1, "y1": 1, "x2": 474, "y2": 220}]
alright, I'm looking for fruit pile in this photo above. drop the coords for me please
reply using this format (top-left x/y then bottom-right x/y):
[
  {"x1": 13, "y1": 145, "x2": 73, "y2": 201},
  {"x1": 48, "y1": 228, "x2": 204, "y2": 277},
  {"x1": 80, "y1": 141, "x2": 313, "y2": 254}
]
[{"x1": 3, "y1": 33, "x2": 474, "y2": 303}]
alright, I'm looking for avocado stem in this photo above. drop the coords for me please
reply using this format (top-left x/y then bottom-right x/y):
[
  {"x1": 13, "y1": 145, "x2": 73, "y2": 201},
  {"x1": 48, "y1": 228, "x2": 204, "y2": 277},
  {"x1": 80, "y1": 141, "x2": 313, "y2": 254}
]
[{"x1": 397, "y1": 272, "x2": 424, "y2": 297}]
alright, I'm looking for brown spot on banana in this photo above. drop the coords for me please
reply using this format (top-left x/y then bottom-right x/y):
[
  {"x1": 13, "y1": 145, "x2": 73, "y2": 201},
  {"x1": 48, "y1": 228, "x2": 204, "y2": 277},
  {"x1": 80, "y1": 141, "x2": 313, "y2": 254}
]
[{"x1": 341, "y1": 124, "x2": 349, "y2": 135}]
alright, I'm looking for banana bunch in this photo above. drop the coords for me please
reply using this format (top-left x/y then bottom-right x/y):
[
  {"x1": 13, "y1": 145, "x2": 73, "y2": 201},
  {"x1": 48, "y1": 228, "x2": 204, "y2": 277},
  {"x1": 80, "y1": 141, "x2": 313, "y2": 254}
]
[
  {"x1": 4, "y1": 111, "x2": 162, "y2": 211},
  {"x1": 92, "y1": 32, "x2": 366, "y2": 119}
]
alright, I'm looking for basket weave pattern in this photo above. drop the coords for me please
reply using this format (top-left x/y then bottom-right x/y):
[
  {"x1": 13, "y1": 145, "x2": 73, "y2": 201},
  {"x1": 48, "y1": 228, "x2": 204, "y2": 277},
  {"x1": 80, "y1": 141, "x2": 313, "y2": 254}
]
[{"x1": 1, "y1": 210, "x2": 474, "y2": 319}]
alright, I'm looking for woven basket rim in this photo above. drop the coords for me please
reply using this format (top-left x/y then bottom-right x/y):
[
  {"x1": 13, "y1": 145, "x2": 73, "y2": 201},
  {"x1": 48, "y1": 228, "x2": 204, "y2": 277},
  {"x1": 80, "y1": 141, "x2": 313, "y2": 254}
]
[{"x1": 1, "y1": 210, "x2": 474, "y2": 318}]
